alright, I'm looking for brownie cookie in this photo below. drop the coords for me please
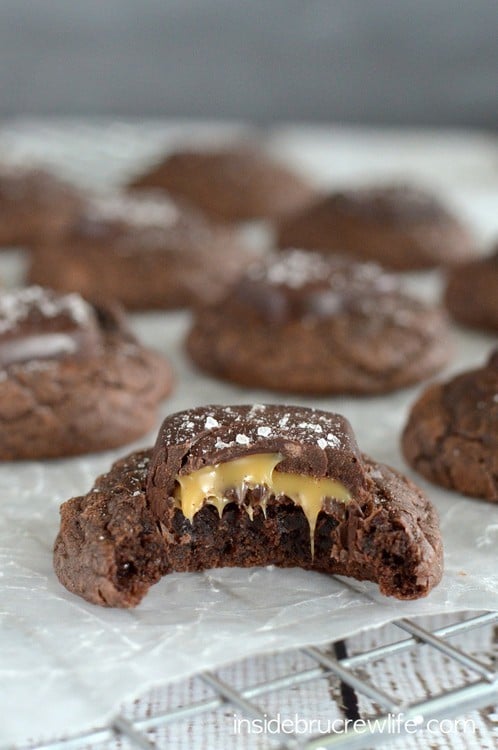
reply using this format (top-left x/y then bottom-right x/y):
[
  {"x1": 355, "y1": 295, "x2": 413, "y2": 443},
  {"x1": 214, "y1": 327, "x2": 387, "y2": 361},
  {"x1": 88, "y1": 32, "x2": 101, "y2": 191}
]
[
  {"x1": 0, "y1": 163, "x2": 84, "y2": 248},
  {"x1": 0, "y1": 286, "x2": 173, "y2": 459},
  {"x1": 402, "y1": 350, "x2": 498, "y2": 501},
  {"x1": 29, "y1": 191, "x2": 256, "y2": 310},
  {"x1": 54, "y1": 404, "x2": 443, "y2": 607},
  {"x1": 186, "y1": 249, "x2": 452, "y2": 395},
  {"x1": 445, "y1": 247, "x2": 498, "y2": 332},
  {"x1": 128, "y1": 145, "x2": 315, "y2": 222},
  {"x1": 277, "y1": 184, "x2": 476, "y2": 271}
]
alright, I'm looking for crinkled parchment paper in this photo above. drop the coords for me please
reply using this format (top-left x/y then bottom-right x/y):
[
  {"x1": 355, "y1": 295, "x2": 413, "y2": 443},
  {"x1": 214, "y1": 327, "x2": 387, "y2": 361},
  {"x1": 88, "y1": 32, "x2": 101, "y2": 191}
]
[{"x1": 0, "y1": 122, "x2": 497, "y2": 745}]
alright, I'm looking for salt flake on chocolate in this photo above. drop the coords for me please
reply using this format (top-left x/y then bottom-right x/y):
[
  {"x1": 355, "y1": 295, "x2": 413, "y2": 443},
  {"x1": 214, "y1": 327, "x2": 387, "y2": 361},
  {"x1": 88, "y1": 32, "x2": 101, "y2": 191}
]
[
  {"x1": 257, "y1": 426, "x2": 272, "y2": 437},
  {"x1": 215, "y1": 438, "x2": 233, "y2": 450},
  {"x1": 87, "y1": 192, "x2": 179, "y2": 228},
  {"x1": 327, "y1": 433, "x2": 341, "y2": 447}
]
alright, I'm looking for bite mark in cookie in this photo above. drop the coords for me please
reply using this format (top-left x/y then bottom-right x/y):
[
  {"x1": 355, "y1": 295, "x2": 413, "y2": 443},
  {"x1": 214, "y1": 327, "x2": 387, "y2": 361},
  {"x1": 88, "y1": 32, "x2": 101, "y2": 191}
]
[{"x1": 54, "y1": 405, "x2": 443, "y2": 607}]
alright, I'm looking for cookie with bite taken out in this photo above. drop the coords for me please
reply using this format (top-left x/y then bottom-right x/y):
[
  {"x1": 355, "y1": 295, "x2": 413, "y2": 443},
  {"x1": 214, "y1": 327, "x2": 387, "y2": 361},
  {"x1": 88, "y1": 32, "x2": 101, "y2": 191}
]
[{"x1": 54, "y1": 404, "x2": 443, "y2": 607}]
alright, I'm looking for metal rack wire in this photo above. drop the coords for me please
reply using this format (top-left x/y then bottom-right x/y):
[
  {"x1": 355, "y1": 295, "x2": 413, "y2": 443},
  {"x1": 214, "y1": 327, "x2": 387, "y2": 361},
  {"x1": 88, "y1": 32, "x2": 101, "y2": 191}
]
[{"x1": 23, "y1": 607, "x2": 497, "y2": 750}]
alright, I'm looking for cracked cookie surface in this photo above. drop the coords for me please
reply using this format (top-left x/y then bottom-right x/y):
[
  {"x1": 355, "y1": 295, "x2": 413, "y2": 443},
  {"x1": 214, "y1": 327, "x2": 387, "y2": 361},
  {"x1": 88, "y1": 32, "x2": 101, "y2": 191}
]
[
  {"x1": 402, "y1": 350, "x2": 498, "y2": 501},
  {"x1": 186, "y1": 250, "x2": 452, "y2": 394}
]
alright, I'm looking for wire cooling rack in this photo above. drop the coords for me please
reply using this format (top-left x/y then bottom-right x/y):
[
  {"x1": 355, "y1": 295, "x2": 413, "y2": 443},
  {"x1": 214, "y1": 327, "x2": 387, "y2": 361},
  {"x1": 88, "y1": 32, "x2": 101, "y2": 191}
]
[
  {"x1": 3, "y1": 123, "x2": 497, "y2": 750},
  {"x1": 22, "y1": 607, "x2": 497, "y2": 750}
]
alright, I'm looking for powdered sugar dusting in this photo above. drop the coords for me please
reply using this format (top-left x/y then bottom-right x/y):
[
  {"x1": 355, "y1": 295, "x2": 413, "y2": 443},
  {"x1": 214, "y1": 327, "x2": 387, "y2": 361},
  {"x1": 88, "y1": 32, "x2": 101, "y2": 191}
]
[
  {"x1": 247, "y1": 249, "x2": 332, "y2": 289},
  {"x1": 239, "y1": 249, "x2": 423, "y2": 326},
  {"x1": 0, "y1": 286, "x2": 92, "y2": 336},
  {"x1": 4, "y1": 359, "x2": 57, "y2": 375},
  {"x1": 245, "y1": 249, "x2": 398, "y2": 296},
  {"x1": 86, "y1": 192, "x2": 180, "y2": 228},
  {"x1": 249, "y1": 404, "x2": 266, "y2": 415},
  {"x1": 215, "y1": 438, "x2": 233, "y2": 450}
]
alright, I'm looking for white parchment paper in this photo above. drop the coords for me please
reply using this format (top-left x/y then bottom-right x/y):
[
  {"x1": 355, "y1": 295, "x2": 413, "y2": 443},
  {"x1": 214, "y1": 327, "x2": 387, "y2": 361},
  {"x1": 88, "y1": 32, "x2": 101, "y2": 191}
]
[{"x1": 0, "y1": 122, "x2": 497, "y2": 746}]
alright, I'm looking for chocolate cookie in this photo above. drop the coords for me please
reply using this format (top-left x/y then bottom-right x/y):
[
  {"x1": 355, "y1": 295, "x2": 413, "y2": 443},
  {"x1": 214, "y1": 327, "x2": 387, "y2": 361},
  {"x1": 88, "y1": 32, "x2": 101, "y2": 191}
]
[
  {"x1": 128, "y1": 145, "x2": 315, "y2": 222},
  {"x1": 402, "y1": 350, "x2": 498, "y2": 501},
  {"x1": 445, "y1": 247, "x2": 498, "y2": 332},
  {"x1": 54, "y1": 404, "x2": 443, "y2": 607},
  {"x1": 0, "y1": 164, "x2": 84, "y2": 248},
  {"x1": 28, "y1": 191, "x2": 256, "y2": 310},
  {"x1": 277, "y1": 184, "x2": 476, "y2": 271},
  {"x1": 0, "y1": 286, "x2": 173, "y2": 459},
  {"x1": 186, "y1": 249, "x2": 452, "y2": 395}
]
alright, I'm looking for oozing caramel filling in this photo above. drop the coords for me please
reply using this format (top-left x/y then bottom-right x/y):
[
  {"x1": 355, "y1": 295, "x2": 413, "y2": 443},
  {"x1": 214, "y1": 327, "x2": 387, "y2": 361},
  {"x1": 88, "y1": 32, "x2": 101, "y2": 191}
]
[{"x1": 174, "y1": 453, "x2": 352, "y2": 557}]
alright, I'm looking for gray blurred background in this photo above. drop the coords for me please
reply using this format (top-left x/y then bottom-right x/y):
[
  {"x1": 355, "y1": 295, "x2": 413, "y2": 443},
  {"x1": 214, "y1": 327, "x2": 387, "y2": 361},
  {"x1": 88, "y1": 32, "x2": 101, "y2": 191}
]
[{"x1": 0, "y1": 1, "x2": 497, "y2": 128}]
